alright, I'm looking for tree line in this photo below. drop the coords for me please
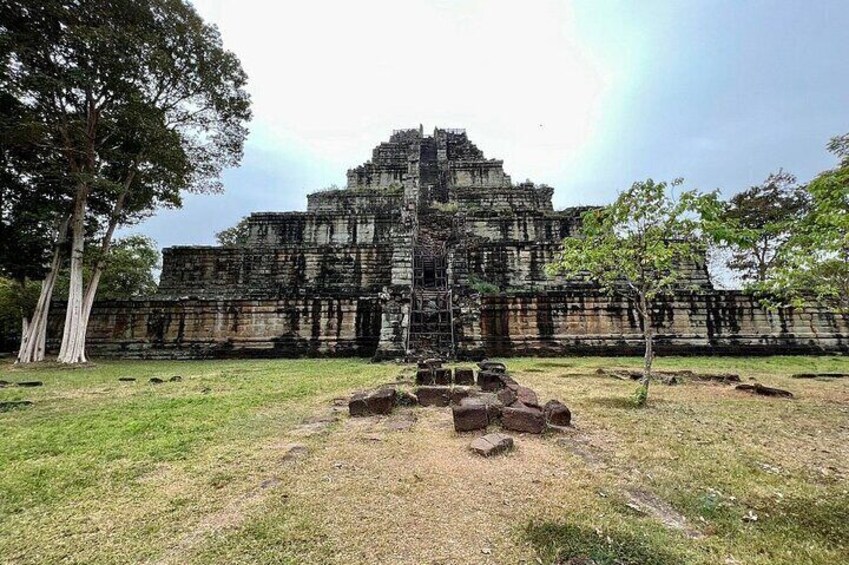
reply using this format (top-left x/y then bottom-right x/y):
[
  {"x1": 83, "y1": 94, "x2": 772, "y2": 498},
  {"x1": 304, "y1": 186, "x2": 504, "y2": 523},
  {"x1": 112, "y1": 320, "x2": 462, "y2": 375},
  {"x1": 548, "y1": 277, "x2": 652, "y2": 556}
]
[{"x1": 0, "y1": 0, "x2": 251, "y2": 362}]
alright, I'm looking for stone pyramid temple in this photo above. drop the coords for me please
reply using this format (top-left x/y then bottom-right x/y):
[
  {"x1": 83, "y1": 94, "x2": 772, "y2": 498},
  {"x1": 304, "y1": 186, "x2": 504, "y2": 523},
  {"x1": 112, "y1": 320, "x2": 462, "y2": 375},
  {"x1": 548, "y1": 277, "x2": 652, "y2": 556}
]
[{"x1": 83, "y1": 127, "x2": 848, "y2": 358}]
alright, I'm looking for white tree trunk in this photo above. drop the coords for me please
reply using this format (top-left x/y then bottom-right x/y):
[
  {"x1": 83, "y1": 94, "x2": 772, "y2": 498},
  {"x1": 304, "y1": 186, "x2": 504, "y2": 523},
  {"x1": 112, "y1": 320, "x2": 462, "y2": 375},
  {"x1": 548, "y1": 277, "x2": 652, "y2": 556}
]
[
  {"x1": 16, "y1": 245, "x2": 63, "y2": 364},
  {"x1": 57, "y1": 194, "x2": 89, "y2": 364}
]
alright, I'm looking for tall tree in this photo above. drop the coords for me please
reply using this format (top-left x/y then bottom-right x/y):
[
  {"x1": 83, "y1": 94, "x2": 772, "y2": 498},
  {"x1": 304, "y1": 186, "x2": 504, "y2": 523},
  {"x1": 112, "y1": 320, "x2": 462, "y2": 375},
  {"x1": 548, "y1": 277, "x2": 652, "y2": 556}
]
[
  {"x1": 720, "y1": 171, "x2": 809, "y2": 284},
  {"x1": 216, "y1": 216, "x2": 251, "y2": 246},
  {"x1": 1, "y1": 0, "x2": 251, "y2": 363},
  {"x1": 757, "y1": 135, "x2": 849, "y2": 312},
  {"x1": 547, "y1": 179, "x2": 716, "y2": 406}
]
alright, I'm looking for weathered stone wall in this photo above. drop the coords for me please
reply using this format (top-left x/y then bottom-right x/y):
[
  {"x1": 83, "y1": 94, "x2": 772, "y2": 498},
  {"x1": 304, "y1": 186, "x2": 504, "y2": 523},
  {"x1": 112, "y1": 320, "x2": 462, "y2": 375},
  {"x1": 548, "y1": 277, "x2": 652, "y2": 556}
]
[
  {"x1": 306, "y1": 189, "x2": 403, "y2": 213},
  {"x1": 157, "y1": 244, "x2": 394, "y2": 298},
  {"x1": 472, "y1": 291, "x2": 849, "y2": 357},
  {"x1": 79, "y1": 295, "x2": 383, "y2": 359},
  {"x1": 463, "y1": 210, "x2": 589, "y2": 242},
  {"x1": 246, "y1": 212, "x2": 399, "y2": 246},
  {"x1": 451, "y1": 185, "x2": 554, "y2": 212}
]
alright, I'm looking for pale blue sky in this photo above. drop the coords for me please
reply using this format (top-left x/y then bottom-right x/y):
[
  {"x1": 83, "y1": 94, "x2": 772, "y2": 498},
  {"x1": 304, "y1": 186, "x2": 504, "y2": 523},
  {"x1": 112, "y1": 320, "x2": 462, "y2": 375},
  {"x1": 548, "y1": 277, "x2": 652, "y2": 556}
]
[{"x1": 133, "y1": 0, "x2": 849, "y2": 250}]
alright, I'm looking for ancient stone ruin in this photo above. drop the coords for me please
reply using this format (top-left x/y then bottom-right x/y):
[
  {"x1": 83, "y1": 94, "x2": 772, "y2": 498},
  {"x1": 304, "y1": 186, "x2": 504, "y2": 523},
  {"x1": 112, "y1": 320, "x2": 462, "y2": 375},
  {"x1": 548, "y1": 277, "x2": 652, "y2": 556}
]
[
  {"x1": 349, "y1": 359, "x2": 569, "y2": 456},
  {"x1": 79, "y1": 127, "x2": 848, "y2": 359}
]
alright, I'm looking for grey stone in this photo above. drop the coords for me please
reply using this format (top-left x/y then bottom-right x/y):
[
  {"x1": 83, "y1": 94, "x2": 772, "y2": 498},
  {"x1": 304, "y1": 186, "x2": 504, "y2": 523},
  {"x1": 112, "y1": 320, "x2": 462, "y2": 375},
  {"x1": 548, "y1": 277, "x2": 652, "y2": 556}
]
[
  {"x1": 470, "y1": 433, "x2": 514, "y2": 457},
  {"x1": 497, "y1": 387, "x2": 517, "y2": 406}
]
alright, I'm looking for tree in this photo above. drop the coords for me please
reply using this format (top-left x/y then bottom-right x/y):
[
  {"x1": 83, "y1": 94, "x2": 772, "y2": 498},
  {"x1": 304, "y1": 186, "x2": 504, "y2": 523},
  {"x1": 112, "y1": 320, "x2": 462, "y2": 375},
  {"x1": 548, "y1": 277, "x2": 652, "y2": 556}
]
[
  {"x1": 1, "y1": 0, "x2": 251, "y2": 363},
  {"x1": 720, "y1": 171, "x2": 809, "y2": 284},
  {"x1": 216, "y1": 216, "x2": 251, "y2": 246},
  {"x1": 756, "y1": 135, "x2": 849, "y2": 312},
  {"x1": 546, "y1": 179, "x2": 716, "y2": 406},
  {"x1": 54, "y1": 234, "x2": 160, "y2": 301}
]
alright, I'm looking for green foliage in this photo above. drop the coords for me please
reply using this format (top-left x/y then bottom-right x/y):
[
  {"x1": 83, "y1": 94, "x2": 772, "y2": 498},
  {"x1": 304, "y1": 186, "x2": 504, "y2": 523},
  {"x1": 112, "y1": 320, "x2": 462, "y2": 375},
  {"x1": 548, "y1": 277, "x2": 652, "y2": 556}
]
[
  {"x1": 751, "y1": 134, "x2": 849, "y2": 312},
  {"x1": 716, "y1": 171, "x2": 809, "y2": 283},
  {"x1": 525, "y1": 521, "x2": 683, "y2": 565},
  {"x1": 546, "y1": 179, "x2": 716, "y2": 304},
  {"x1": 216, "y1": 216, "x2": 252, "y2": 247},
  {"x1": 55, "y1": 235, "x2": 159, "y2": 300},
  {"x1": 468, "y1": 275, "x2": 499, "y2": 295},
  {"x1": 0, "y1": 278, "x2": 41, "y2": 350},
  {"x1": 430, "y1": 201, "x2": 458, "y2": 213},
  {"x1": 632, "y1": 383, "x2": 648, "y2": 407}
]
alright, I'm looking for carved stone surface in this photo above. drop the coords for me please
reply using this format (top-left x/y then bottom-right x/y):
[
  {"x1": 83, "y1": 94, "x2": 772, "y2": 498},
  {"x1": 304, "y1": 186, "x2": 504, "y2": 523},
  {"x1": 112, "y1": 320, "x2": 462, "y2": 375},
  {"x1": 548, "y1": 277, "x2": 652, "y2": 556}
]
[{"x1": 63, "y1": 127, "x2": 849, "y2": 359}]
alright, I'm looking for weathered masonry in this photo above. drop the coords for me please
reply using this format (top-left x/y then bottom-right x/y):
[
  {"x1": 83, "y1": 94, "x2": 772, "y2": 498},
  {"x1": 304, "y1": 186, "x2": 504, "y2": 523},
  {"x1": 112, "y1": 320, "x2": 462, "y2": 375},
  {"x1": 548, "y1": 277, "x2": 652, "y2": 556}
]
[{"x1": 82, "y1": 127, "x2": 849, "y2": 358}]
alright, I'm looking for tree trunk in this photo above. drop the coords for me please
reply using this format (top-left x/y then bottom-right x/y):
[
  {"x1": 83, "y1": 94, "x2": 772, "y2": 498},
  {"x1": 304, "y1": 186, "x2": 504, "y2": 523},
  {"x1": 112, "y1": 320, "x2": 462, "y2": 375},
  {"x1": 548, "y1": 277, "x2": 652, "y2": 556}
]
[
  {"x1": 636, "y1": 293, "x2": 653, "y2": 406},
  {"x1": 57, "y1": 191, "x2": 89, "y2": 364},
  {"x1": 79, "y1": 174, "x2": 131, "y2": 349},
  {"x1": 16, "y1": 237, "x2": 64, "y2": 364}
]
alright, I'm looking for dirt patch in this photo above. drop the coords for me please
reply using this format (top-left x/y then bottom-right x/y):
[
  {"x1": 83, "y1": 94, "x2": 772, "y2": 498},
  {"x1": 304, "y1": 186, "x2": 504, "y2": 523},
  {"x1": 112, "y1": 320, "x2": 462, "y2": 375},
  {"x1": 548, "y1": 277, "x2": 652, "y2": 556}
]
[{"x1": 625, "y1": 488, "x2": 703, "y2": 539}]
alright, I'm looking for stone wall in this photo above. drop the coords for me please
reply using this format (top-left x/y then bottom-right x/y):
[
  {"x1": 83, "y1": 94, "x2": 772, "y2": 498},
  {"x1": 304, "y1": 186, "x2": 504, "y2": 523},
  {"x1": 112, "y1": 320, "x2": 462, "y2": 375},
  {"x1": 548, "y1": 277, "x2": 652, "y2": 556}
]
[
  {"x1": 79, "y1": 295, "x2": 383, "y2": 359},
  {"x1": 158, "y1": 244, "x2": 394, "y2": 298},
  {"x1": 451, "y1": 185, "x2": 555, "y2": 212},
  {"x1": 246, "y1": 212, "x2": 399, "y2": 246},
  {"x1": 473, "y1": 291, "x2": 849, "y2": 357}
]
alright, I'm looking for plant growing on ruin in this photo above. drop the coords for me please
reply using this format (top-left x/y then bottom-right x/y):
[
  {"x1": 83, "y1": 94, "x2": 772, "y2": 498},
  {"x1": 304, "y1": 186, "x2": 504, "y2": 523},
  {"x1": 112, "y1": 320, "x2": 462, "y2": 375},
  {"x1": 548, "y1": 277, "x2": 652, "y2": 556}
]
[
  {"x1": 754, "y1": 134, "x2": 849, "y2": 313},
  {"x1": 546, "y1": 179, "x2": 718, "y2": 406},
  {"x1": 1, "y1": 0, "x2": 251, "y2": 363}
]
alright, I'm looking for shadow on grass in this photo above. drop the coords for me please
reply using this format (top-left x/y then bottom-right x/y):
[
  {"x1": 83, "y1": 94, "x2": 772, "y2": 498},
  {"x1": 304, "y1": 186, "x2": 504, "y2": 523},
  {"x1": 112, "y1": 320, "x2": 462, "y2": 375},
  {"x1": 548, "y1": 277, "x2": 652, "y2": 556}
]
[{"x1": 525, "y1": 521, "x2": 684, "y2": 565}]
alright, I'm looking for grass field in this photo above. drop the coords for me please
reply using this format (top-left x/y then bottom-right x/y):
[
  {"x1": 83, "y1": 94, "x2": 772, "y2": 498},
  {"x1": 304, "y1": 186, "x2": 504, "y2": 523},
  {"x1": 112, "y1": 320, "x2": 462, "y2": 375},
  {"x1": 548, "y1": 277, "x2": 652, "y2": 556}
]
[{"x1": 1, "y1": 356, "x2": 848, "y2": 564}]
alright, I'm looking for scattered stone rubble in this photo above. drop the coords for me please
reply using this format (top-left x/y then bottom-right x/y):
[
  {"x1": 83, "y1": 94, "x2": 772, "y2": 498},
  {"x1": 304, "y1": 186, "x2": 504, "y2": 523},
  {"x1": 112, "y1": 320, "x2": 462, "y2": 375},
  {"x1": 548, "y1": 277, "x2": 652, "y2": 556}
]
[{"x1": 348, "y1": 359, "x2": 573, "y2": 456}]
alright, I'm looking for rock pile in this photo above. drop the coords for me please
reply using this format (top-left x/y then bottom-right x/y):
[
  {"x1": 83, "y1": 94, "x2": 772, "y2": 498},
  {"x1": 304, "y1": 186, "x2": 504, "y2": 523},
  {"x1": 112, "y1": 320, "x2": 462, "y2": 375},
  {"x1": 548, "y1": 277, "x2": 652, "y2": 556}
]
[{"x1": 347, "y1": 359, "x2": 573, "y2": 456}]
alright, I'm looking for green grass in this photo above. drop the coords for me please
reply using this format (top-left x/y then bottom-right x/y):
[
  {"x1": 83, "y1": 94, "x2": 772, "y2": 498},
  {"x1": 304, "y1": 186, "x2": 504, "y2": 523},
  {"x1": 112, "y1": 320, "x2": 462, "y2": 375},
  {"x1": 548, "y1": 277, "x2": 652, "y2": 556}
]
[{"x1": 1, "y1": 355, "x2": 847, "y2": 564}]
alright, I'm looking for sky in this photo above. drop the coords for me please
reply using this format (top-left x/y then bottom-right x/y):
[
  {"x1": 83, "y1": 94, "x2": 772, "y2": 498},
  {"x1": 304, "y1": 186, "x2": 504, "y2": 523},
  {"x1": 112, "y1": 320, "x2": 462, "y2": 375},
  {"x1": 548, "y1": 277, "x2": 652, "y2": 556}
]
[{"x1": 133, "y1": 0, "x2": 849, "y2": 250}]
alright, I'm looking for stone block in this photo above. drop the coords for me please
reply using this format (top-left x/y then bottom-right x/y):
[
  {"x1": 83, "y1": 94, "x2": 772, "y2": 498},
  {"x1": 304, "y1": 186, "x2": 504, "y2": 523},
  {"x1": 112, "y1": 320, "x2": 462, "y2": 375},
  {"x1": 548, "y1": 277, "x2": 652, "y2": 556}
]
[
  {"x1": 415, "y1": 368, "x2": 434, "y2": 385},
  {"x1": 478, "y1": 360, "x2": 507, "y2": 373},
  {"x1": 434, "y1": 368, "x2": 452, "y2": 385},
  {"x1": 502, "y1": 404, "x2": 545, "y2": 434},
  {"x1": 349, "y1": 392, "x2": 370, "y2": 417},
  {"x1": 418, "y1": 358, "x2": 443, "y2": 370},
  {"x1": 478, "y1": 371, "x2": 506, "y2": 392},
  {"x1": 543, "y1": 399, "x2": 571, "y2": 427},
  {"x1": 460, "y1": 393, "x2": 502, "y2": 423},
  {"x1": 349, "y1": 388, "x2": 396, "y2": 416},
  {"x1": 516, "y1": 386, "x2": 539, "y2": 408},
  {"x1": 454, "y1": 368, "x2": 475, "y2": 385},
  {"x1": 450, "y1": 386, "x2": 473, "y2": 405},
  {"x1": 416, "y1": 386, "x2": 451, "y2": 407},
  {"x1": 497, "y1": 387, "x2": 517, "y2": 406},
  {"x1": 365, "y1": 387, "x2": 396, "y2": 415},
  {"x1": 470, "y1": 433, "x2": 514, "y2": 457},
  {"x1": 452, "y1": 404, "x2": 489, "y2": 432}
]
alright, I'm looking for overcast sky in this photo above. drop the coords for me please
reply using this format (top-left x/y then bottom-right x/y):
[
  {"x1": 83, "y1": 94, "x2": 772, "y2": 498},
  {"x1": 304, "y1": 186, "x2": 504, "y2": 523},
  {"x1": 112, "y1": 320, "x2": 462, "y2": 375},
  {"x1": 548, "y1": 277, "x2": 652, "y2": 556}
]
[{"x1": 133, "y1": 0, "x2": 849, "y2": 250}]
